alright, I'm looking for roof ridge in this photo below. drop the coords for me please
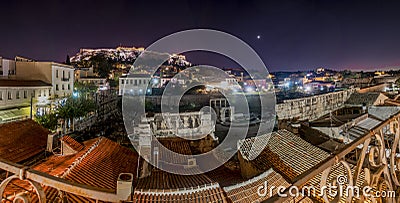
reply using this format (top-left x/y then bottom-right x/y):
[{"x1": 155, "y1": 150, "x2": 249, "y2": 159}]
[
  {"x1": 59, "y1": 137, "x2": 103, "y2": 178},
  {"x1": 223, "y1": 168, "x2": 274, "y2": 192}
]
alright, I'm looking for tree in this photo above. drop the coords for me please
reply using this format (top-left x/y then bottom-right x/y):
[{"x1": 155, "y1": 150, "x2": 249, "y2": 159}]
[
  {"x1": 74, "y1": 81, "x2": 97, "y2": 94},
  {"x1": 56, "y1": 95, "x2": 96, "y2": 132},
  {"x1": 88, "y1": 55, "x2": 113, "y2": 78},
  {"x1": 66, "y1": 55, "x2": 71, "y2": 65},
  {"x1": 36, "y1": 113, "x2": 58, "y2": 131}
]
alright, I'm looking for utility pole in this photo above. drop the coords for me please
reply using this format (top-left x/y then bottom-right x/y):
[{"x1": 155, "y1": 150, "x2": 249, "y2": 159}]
[{"x1": 30, "y1": 94, "x2": 33, "y2": 119}]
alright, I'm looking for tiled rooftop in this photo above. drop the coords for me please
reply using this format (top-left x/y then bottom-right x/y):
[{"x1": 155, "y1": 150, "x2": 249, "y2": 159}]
[
  {"x1": 240, "y1": 130, "x2": 330, "y2": 183},
  {"x1": 2, "y1": 136, "x2": 138, "y2": 202},
  {"x1": 60, "y1": 135, "x2": 85, "y2": 152},
  {"x1": 368, "y1": 106, "x2": 400, "y2": 121},
  {"x1": 0, "y1": 119, "x2": 49, "y2": 163},
  {"x1": 345, "y1": 92, "x2": 382, "y2": 106}
]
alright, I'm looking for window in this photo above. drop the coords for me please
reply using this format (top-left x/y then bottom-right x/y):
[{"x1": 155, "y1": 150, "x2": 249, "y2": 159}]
[
  {"x1": 68, "y1": 84, "x2": 70, "y2": 90},
  {"x1": 7, "y1": 91, "x2": 11, "y2": 100},
  {"x1": 56, "y1": 84, "x2": 59, "y2": 91},
  {"x1": 121, "y1": 80, "x2": 124, "y2": 84},
  {"x1": 44, "y1": 90, "x2": 46, "y2": 96},
  {"x1": 49, "y1": 89, "x2": 51, "y2": 97},
  {"x1": 24, "y1": 91, "x2": 27, "y2": 99},
  {"x1": 62, "y1": 84, "x2": 64, "y2": 90},
  {"x1": 0, "y1": 91, "x2": 2, "y2": 100},
  {"x1": 38, "y1": 90, "x2": 41, "y2": 97},
  {"x1": 134, "y1": 80, "x2": 137, "y2": 85},
  {"x1": 16, "y1": 91, "x2": 20, "y2": 99},
  {"x1": 63, "y1": 71, "x2": 65, "y2": 79},
  {"x1": 56, "y1": 70, "x2": 59, "y2": 78},
  {"x1": 68, "y1": 71, "x2": 70, "y2": 79}
]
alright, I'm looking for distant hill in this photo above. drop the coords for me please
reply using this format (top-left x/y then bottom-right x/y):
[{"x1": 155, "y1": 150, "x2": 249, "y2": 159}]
[{"x1": 70, "y1": 46, "x2": 191, "y2": 68}]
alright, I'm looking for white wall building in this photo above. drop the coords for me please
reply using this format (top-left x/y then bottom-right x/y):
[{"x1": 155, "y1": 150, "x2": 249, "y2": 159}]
[
  {"x1": 0, "y1": 80, "x2": 52, "y2": 122},
  {"x1": 15, "y1": 61, "x2": 74, "y2": 98},
  {"x1": 75, "y1": 67, "x2": 109, "y2": 91},
  {"x1": 119, "y1": 74, "x2": 152, "y2": 96},
  {"x1": 0, "y1": 57, "x2": 16, "y2": 77}
]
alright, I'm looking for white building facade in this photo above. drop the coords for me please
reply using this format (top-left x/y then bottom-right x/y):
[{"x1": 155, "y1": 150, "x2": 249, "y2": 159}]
[
  {"x1": 0, "y1": 80, "x2": 52, "y2": 122},
  {"x1": 119, "y1": 74, "x2": 152, "y2": 96},
  {"x1": 15, "y1": 61, "x2": 74, "y2": 98},
  {"x1": 0, "y1": 57, "x2": 16, "y2": 77}
]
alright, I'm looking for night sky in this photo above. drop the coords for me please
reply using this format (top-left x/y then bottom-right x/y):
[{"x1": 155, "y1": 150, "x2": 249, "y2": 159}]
[{"x1": 1, "y1": 0, "x2": 400, "y2": 71}]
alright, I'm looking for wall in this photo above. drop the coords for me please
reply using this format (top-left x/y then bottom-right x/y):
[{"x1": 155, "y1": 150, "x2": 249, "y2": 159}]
[
  {"x1": 16, "y1": 62, "x2": 74, "y2": 98},
  {"x1": 0, "y1": 58, "x2": 16, "y2": 77},
  {"x1": 16, "y1": 61, "x2": 52, "y2": 83},
  {"x1": 357, "y1": 83, "x2": 387, "y2": 93},
  {"x1": 276, "y1": 88, "x2": 356, "y2": 121},
  {"x1": 52, "y1": 63, "x2": 74, "y2": 98}
]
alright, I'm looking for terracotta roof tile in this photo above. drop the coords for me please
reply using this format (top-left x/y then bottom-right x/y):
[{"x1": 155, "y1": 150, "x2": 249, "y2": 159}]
[
  {"x1": 61, "y1": 135, "x2": 85, "y2": 152},
  {"x1": 0, "y1": 119, "x2": 49, "y2": 163},
  {"x1": 240, "y1": 130, "x2": 329, "y2": 183},
  {"x1": 4, "y1": 137, "x2": 138, "y2": 202}
]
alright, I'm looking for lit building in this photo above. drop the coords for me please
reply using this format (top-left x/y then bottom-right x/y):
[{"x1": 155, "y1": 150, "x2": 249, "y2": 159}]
[
  {"x1": 119, "y1": 74, "x2": 152, "y2": 96},
  {"x1": 15, "y1": 60, "x2": 74, "y2": 98},
  {"x1": 0, "y1": 57, "x2": 16, "y2": 77},
  {"x1": 0, "y1": 79, "x2": 51, "y2": 122},
  {"x1": 75, "y1": 67, "x2": 109, "y2": 91}
]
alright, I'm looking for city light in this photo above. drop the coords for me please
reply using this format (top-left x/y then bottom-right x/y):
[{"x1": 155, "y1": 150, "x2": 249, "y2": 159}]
[{"x1": 73, "y1": 91, "x2": 79, "y2": 98}]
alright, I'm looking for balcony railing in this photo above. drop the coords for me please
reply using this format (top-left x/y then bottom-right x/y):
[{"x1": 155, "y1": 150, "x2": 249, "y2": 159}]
[
  {"x1": 0, "y1": 158, "x2": 120, "y2": 202},
  {"x1": 267, "y1": 112, "x2": 400, "y2": 203}
]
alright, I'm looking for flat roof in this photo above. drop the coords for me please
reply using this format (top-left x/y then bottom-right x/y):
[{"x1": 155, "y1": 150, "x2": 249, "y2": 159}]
[{"x1": 0, "y1": 79, "x2": 51, "y2": 87}]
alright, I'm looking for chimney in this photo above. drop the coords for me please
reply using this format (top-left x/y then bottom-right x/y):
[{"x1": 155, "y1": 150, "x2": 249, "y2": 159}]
[
  {"x1": 46, "y1": 133, "x2": 57, "y2": 152},
  {"x1": 117, "y1": 173, "x2": 133, "y2": 200}
]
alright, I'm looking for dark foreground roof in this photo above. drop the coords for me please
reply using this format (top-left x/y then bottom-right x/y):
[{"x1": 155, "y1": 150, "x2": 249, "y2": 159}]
[
  {"x1": 0, "y1": 119, "x2": 49, "y2": 163},
  {"x1": 0, "y1": 79, "x2": 51, "y2": 87}
]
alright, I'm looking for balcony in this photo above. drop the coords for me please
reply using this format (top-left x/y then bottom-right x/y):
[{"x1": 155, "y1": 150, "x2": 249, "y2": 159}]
[{"x1": 61, "y1": 78, "x2": 70, "y2": 82}]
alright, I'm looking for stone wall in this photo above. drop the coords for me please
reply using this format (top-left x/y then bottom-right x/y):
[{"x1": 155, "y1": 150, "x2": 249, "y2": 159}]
[
  {"x1": 276, "y1": 88, "x2": 356, "y2": 121},
  {"x1": 357, "y1": 83, "x2": 387, "y2": 93},
  {"x1": 237, "y1": 151, "x2": 264, "y2": 179}
]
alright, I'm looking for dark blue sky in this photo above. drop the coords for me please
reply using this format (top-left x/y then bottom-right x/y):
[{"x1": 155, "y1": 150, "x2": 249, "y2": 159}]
[{"x1": 1, "y1": 0, "x2": 400, "y2": 71}]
